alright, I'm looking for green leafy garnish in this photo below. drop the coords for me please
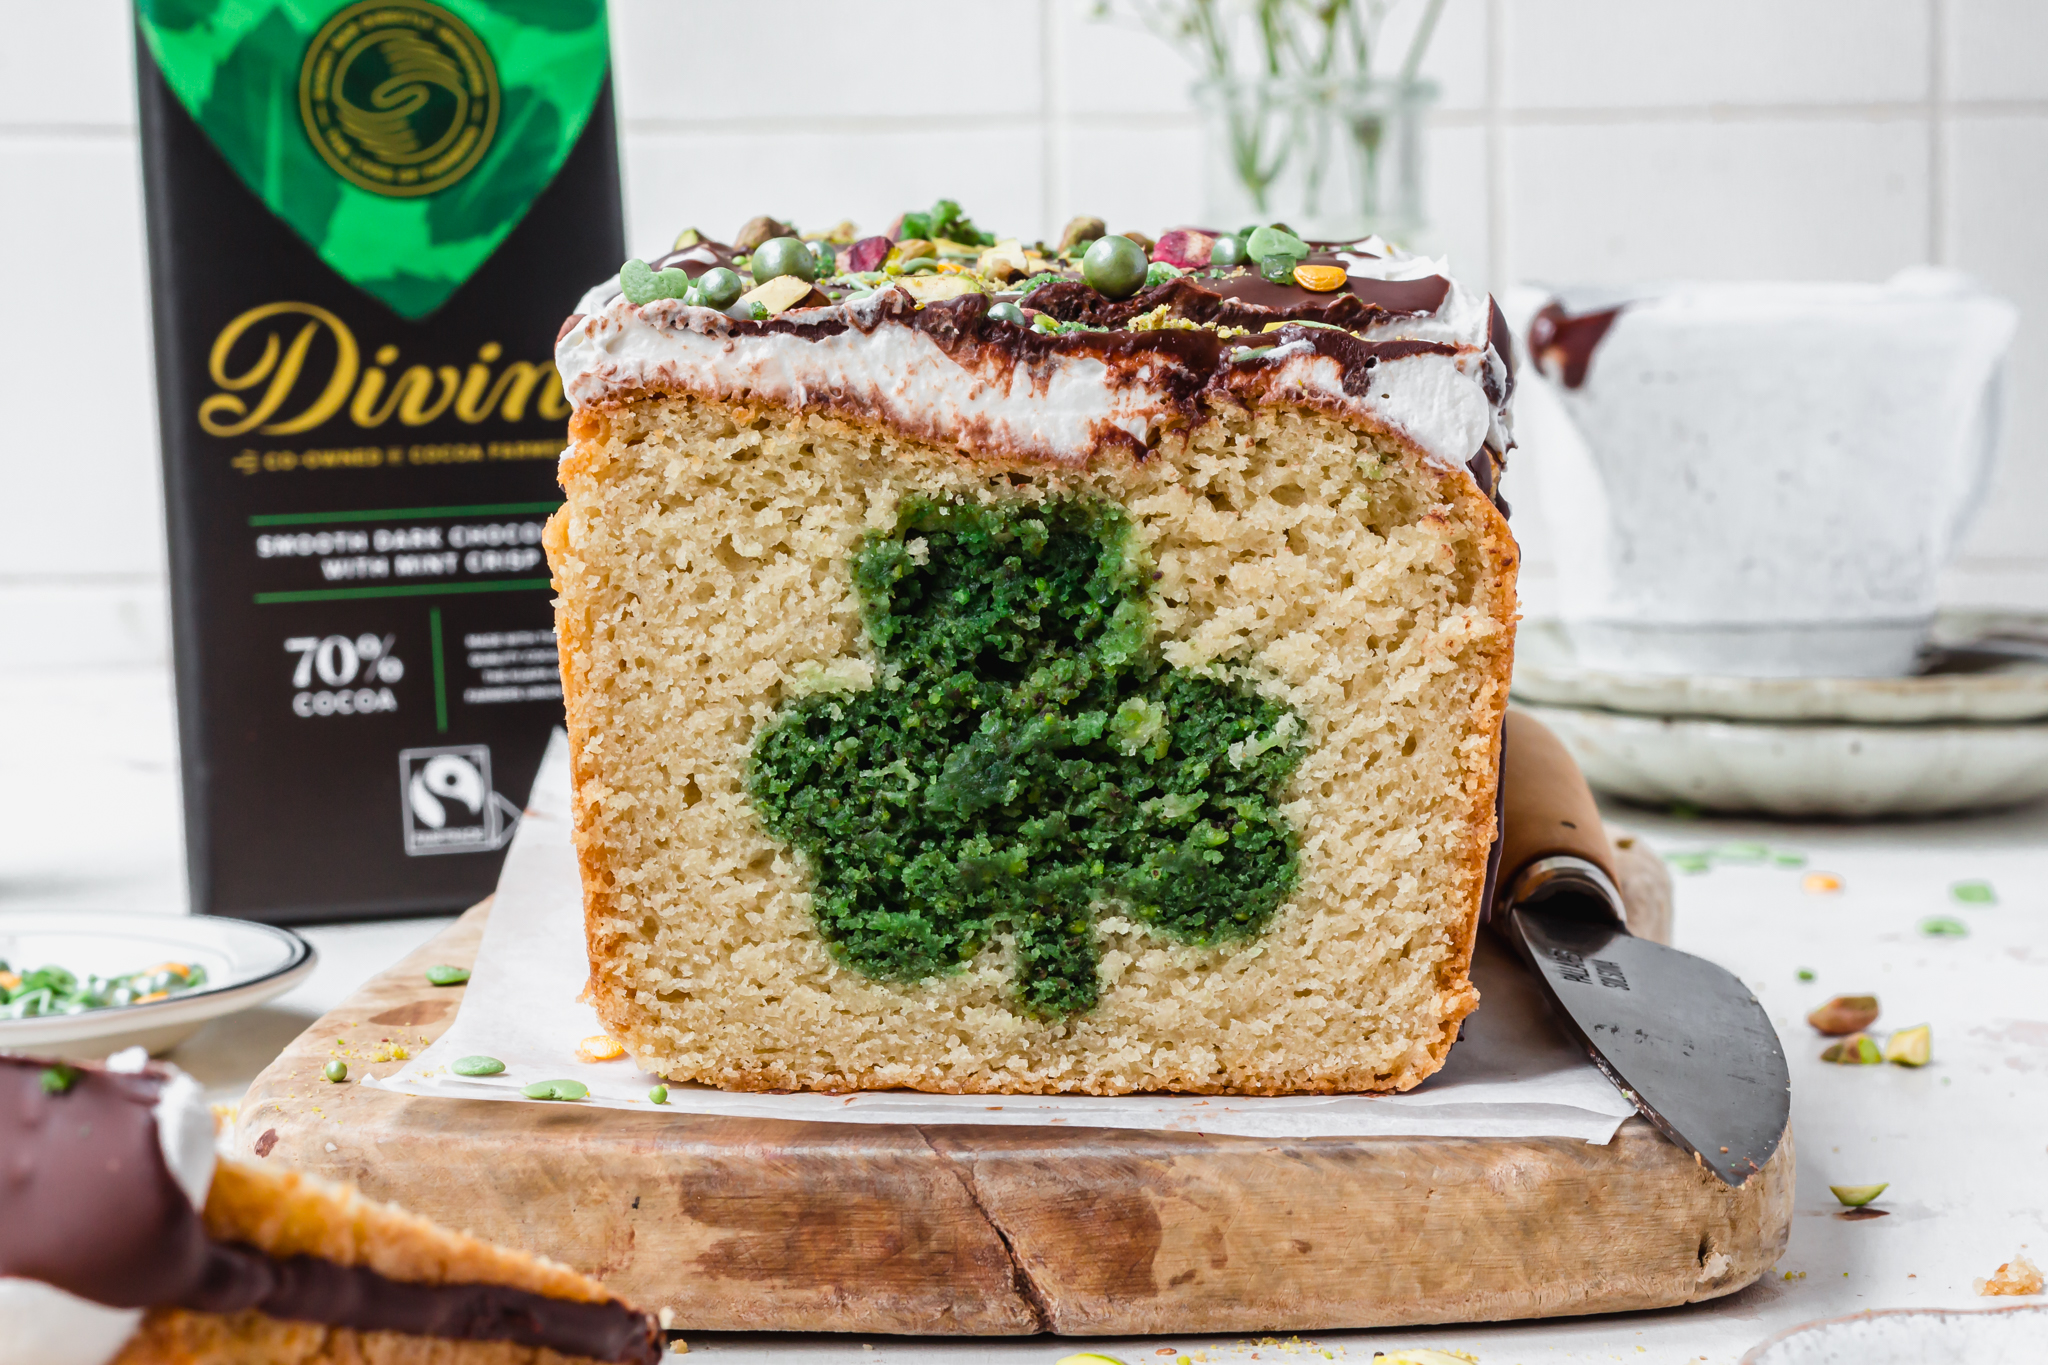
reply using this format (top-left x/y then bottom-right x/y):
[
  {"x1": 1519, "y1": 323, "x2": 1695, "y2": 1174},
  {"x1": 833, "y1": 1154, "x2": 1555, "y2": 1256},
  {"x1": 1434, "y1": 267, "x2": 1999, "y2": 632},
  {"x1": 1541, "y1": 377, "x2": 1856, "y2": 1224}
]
[
  {"x1": 898, "y1": 197, "x2": 996, "y2": 247},
  {"x1": 39, "y1": 1064, "x2": 78, "y2": 1095}
]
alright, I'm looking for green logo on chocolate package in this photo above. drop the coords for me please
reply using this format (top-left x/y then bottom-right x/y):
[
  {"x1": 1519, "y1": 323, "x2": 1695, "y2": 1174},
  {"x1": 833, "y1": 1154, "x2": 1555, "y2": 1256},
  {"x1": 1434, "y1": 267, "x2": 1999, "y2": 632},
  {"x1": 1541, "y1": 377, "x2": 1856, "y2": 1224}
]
[
  {"x1": 136, "y1": 0, "x2": 609, "y2": 319},
  {"x1": 298, "y1": 1, "x2": 499, "y2": 199},
  {"x1": 748, "y1": 498, "x2": 1306, "y2": 1020}
]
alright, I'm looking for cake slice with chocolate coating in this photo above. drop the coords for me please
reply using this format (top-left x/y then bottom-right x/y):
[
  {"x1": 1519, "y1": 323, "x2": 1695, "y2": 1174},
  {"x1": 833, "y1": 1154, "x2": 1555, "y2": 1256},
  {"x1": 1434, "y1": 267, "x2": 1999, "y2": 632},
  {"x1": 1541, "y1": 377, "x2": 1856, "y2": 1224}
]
[
  {"x1": 548, "y1": 211, "x2": 1518, "y2": 1096},
  {"x1": 0, "y1": 1053, "x2": 660, "y2": 1365}
]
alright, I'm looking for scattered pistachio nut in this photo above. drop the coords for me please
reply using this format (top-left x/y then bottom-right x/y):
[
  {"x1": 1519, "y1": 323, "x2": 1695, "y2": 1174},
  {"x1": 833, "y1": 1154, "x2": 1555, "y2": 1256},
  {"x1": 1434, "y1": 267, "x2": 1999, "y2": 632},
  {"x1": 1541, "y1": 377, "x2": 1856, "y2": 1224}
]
[
  {"x1": 577, "y1": 1035, "x2": 627, "y2": 1063},
  {"x1": 891, "y1": 238, "x2": 936, "y2": 263},
  {"x1": 1055, "y1": 1355, "x2": 1127, "y2": 1365},
  {"x1": 1807, "y1": 994, "x2": 1879, "y2": 1036},
  {"x1": 522, "y1": 1079, "x2": 589, "y2": 1102},
  {"x1": 1803, "y1": 872, "x2": 1844, "y2": 894},
  {"x1": 451, "y1": 1055, "x2": 505, "y2": 1077},
  {"x1": 1378, "y1": 1353, "x2": 1482, "y2": 1365},
  {"x1": 1820, "y1": 1033, "x2": 1883, "y2": 1065},
  {"x1": 732, "y1": 215, "x2": 796, "y2": 253},
  {"x1": 1829, "y1": 1182, "x2": 1888, "y2": 1208},
  {"x1": 1056, "y1": 215, "x2": 1106, "y2": 254},
  {"x1": 1951, "y1": 879, "x2": 1997, "y2": 905},
  {"x1": 1151, "y1": 228, "x2": 1215, "y2": 269},
  {"x1": 1797, "y1": 968, "x2": 1817, "y2": 982},
  {"x1": 1884, "y1": 1023, "x2": 1931, "y2": 1066},
  {"x1": 1919, "y1": 915, "x2": 1969, "y2": 938},
  {"x1": 1244, "y1": 223, "x2": 1308, "y2": 261},
  {"x1": 671, "y1": 227, "x2": 703, "y2": 249},
  {"x1": 735, "y1": 274, "x2": 819, "y2": 318},
  {"x1": 424, "y1": 965, "x2": 470, "y2": 987},
  {"x1": 846, "y1": 235, "x2": 893, "y2": 274},
  {"x1": 1293, "y1": 262, "x2": 1349, "y2": 293},
  {"x1": 323, "y1": 1060, "x2": 348, "y2": 1083},
  {"x1": 1117, "y1": 230, "x2": 1157, "y2": 254},
  {"x1": 898, "y1": 274, "x2": 984, "y2": 304}
]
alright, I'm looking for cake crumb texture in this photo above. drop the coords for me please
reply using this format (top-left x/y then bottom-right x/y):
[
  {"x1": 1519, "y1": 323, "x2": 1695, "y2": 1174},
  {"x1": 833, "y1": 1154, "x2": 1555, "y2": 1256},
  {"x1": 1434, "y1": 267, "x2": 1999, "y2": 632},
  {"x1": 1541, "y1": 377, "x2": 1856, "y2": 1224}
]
[{"x1": 548, "y1": 391, "x2": 1516, "y2": 1094}]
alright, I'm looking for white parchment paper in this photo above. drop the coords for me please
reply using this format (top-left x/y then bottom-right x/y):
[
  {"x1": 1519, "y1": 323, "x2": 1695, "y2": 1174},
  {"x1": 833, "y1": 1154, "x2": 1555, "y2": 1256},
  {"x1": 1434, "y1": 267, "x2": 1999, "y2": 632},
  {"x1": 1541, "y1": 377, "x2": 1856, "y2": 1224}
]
[{"x1": 371, "y1": 733, "x2": 1635, "y2": 1142}]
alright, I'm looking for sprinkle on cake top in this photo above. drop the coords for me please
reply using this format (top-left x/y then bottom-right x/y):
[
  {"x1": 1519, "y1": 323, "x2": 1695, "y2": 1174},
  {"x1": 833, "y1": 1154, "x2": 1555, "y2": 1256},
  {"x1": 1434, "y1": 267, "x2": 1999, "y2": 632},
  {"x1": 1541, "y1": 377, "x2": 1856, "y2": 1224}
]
[{"x1": 557, "y1": 200, "x2": 1514, "y2": 498}]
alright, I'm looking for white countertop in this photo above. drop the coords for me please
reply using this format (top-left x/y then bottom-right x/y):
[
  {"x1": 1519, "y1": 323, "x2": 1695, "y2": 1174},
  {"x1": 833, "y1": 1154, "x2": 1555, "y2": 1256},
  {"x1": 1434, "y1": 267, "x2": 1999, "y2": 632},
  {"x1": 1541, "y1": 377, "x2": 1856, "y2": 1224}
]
[{"x1": 4, "y1": 664, "x2": 2044, "y2": 1364}]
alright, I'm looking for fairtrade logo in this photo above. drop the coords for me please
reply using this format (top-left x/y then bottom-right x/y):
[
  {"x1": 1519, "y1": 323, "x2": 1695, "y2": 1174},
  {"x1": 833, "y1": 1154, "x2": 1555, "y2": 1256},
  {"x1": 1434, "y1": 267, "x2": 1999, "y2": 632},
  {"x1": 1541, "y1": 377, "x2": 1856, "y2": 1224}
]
[
  {"x1": 298, "y1": 0, "x2": 499, "y2": 199},
  {"x1": 398, "y1": 745, "x2": 520, "y2": 856}
]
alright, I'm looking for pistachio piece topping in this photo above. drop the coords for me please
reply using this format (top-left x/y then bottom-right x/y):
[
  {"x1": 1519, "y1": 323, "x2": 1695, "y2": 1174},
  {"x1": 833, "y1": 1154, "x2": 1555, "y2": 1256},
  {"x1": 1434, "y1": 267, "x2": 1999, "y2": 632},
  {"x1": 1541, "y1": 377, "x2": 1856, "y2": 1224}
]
[{"x1": 1807, "y1": 994, "x2": 1879, "y2": 1035}]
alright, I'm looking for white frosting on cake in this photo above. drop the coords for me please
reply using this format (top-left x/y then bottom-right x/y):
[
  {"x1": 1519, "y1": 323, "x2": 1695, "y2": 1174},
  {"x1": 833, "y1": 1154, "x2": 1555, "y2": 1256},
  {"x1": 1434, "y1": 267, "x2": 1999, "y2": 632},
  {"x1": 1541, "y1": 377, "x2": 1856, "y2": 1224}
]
[
  {"x1": 557, "y1": 240, "x2": 1511, "y2": 475},
  {"x1": 0, "y1": 1054, "x2": 216, "y2": 1365}
]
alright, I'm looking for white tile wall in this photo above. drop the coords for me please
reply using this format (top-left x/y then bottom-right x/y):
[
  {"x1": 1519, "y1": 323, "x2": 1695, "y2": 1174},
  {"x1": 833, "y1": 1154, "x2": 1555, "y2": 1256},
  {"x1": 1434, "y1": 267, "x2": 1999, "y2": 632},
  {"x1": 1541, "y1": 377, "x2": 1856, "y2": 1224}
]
[{"x1": 4, "y1": 0, "x2": 2043, "y2": 669}]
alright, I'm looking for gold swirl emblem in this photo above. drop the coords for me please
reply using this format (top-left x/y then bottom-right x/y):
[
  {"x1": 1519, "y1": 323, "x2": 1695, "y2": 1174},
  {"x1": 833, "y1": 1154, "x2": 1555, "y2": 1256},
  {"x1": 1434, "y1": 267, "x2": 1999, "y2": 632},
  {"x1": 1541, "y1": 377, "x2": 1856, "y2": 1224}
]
[{"x1": 298, "y1": 0, "x2": 498, "y2": 198}]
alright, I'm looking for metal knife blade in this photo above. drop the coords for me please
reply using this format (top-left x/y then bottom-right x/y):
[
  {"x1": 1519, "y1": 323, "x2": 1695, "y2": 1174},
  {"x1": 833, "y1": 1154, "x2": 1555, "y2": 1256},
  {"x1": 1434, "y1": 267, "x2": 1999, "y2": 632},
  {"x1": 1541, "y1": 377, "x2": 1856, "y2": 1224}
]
[
  {"x1": 1503, "y1": 871, "x2": 1790, "y2": 1186},
  {"x1": 1493, "y1": 711, "x2": 1790, "y2": 1186}
]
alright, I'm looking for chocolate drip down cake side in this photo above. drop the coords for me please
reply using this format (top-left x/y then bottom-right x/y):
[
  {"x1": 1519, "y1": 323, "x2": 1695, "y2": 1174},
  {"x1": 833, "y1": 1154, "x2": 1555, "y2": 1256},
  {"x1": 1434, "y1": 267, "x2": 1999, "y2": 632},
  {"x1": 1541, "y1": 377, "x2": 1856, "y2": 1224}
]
[{"x1": 546, "y1": 215, "x2": 1519, "y2": 1095}]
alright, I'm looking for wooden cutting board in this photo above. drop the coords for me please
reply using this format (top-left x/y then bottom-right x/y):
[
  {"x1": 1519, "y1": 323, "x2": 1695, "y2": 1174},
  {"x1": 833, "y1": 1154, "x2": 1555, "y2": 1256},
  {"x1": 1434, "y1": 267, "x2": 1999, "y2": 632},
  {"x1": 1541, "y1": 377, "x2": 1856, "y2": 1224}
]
[{"x1": 235, "y1": 899, "x2": 1792, "y2": 1336}]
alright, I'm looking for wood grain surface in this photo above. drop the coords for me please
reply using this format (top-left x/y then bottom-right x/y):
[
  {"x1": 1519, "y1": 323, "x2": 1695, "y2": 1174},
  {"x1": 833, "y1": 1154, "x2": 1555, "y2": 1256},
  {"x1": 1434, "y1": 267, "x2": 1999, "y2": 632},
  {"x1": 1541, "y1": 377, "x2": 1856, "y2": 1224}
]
[{"x1": 235, "y1": 898, "x2": 1789, "y2": 1336}]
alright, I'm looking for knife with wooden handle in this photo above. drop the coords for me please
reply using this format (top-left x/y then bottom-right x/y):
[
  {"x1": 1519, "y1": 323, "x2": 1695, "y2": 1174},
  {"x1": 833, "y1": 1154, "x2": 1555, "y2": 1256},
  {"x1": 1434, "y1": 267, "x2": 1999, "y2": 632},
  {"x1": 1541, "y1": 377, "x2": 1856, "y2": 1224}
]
[{"x1": 1495, "y1": 711, "x2": 1790, "y2": 1186}]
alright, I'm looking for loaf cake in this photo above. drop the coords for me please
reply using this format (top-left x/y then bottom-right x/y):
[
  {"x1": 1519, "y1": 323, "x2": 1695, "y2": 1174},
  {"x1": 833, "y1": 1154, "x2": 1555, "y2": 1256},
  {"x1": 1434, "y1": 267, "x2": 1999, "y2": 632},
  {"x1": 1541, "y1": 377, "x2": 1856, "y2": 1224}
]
[
  {"x1": 547, "y1": 211, "x2": 1518, "y2": 1095},
  {"x1": 0, "y1": 1053, "x2": 660, "y2": 1365}
]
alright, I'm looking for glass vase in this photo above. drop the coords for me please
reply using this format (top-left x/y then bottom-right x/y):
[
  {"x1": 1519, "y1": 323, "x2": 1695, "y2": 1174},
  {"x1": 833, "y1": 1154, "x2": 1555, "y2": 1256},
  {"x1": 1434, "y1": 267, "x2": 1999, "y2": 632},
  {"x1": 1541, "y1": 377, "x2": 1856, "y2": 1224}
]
[{"x1": 1193, "y1": 76, "x2": 1436, "y2": 244}]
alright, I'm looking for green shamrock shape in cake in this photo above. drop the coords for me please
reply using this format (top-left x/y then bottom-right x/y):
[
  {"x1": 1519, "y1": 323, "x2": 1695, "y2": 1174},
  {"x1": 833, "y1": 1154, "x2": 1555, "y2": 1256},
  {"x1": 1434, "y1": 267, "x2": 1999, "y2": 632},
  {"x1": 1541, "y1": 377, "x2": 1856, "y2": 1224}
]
[{"x1": 748, "y1": 496, "x2": 1306, "y2": 1018}]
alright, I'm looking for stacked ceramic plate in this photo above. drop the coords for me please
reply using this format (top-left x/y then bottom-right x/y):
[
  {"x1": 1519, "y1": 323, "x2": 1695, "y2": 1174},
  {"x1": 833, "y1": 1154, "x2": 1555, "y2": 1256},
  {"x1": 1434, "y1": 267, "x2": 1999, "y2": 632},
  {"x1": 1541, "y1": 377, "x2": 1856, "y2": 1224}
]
[{"x1": 1511, "y1": 612, "x2": 2048, "y2": 817}]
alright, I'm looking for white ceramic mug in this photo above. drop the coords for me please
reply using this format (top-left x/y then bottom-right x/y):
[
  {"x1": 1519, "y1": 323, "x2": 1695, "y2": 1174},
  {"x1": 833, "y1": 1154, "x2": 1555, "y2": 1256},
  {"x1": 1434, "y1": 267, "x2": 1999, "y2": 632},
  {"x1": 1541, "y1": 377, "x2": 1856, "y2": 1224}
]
[{"x1": 1505, "y1": 271, "x2": 2017, "y2": 678}]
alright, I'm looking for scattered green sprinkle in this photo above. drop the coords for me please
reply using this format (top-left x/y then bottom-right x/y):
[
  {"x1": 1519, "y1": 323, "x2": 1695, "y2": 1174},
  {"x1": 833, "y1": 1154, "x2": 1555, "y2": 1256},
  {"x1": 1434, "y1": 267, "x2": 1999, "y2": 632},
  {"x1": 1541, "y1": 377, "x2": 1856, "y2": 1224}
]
[
  {"x1": 323, "y1": 1060, "x2": 348, "y2": 1083},
  {"x1": 424, "y1": 965, "x2": 471, "y2": 987},
  {"x1": 1829, "y1": 1182, "x2": 1887, "y2": 1208},
  {"x1": 1797, "y1": 968, "x2": 1816, "y2": 982},
  {"x1": 522, "y1": 1079, "x2": 590, "y2": 1102},
  {"x1": 1773, "y1": 851, "x2": 1809, "y2": 867},
  {"x1": 1951, "y1": 880, "x2": 1997, "y2": 905},
  {"x1": 1919, "y1": 916, "x2": 1969, "y2": 938},
  {"x1": 648, "y1": 1085, "x2": 669, "y2": 1105},
  {"x1": 39, "y1": 1064, "x2": 78, "y2": 1095},
  {"x1": 452, "y1": 1055, "x2": 505, "y2": 1077},
  {"x1": 1712, "y1": 841, "x2": 1771, "y2": 863}
]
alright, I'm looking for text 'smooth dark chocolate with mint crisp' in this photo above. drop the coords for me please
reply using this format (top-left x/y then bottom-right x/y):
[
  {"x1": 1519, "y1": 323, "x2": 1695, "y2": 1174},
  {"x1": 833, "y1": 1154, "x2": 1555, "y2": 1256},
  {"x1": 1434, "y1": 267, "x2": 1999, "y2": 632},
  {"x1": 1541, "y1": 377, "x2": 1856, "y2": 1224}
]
[{"x1": 134, "y1": 0, "x2": 621, "y2": 922}]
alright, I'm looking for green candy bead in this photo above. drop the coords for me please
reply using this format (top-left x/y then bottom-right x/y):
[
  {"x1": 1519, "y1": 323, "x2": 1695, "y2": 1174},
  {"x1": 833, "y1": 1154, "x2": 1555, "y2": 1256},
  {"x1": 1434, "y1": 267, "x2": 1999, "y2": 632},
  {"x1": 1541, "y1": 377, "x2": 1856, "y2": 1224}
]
[
  {"x1": 750, "y1": 236, "x2": 816, "y2": 284},
  {"x1": 1081, "y1": 234, "x2": 1149, "y2": 299},
  {"x1": 694, "y1": 266, "x2": 742, "y2": 309},
  {"x1": 323, "y1": 1060, "x2": 348, "y2": 1083},
  {"x1": 648, "y1": 1085, "x2": 669, "y2": 1105},
  {"x1": 522, "y1": 1079, "x2": 589, "y2": 1102},
  {"x1": 986, "y1": 301, "x2": 1027, "y2": 326},
  {"x1": 451, "y1": 1055, "x2": 505, "y2": 1077},
  {"x1": 424, "y1": 964, "x2": 470, "y2": 987},
  {"x1": 1209, "y1": 234, "x2": 1246, "y2": 268}
]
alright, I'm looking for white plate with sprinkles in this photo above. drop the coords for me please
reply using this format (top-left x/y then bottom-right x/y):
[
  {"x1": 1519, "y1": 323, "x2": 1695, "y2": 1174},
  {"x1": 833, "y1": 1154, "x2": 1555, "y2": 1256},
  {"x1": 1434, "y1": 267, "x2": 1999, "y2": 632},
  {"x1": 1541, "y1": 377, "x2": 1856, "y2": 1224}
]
[{"x1": 0, "y1": 912, "x2": 315, "y2": 1059}]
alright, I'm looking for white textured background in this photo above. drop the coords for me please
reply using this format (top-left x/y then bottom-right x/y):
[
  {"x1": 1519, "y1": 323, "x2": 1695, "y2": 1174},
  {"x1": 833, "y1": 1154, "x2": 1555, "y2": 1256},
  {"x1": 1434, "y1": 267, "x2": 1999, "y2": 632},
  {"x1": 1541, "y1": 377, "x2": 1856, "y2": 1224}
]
[{"x1": 3, "y1": 0, "x2": 2044, "y2": 670}]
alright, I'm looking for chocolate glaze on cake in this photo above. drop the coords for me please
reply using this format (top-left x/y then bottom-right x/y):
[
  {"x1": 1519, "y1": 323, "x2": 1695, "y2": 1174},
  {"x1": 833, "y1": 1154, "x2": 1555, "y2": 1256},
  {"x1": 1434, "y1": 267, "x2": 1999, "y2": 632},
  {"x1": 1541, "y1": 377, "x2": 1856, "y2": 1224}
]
[
  {"x1": 560, "y1": 232, "x2": 1515, "y2": 512},
  {"x1": 0, "y1": 1057, "x2": 660, "y2": 1365}
]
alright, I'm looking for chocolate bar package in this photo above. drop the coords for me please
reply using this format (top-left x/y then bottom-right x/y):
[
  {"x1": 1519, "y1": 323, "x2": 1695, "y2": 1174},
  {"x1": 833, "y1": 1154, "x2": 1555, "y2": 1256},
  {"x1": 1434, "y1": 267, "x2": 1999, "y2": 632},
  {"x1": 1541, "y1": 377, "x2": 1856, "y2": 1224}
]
[{"x1": 134, "y1": 0, "x2": 622, "y2": 921}]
